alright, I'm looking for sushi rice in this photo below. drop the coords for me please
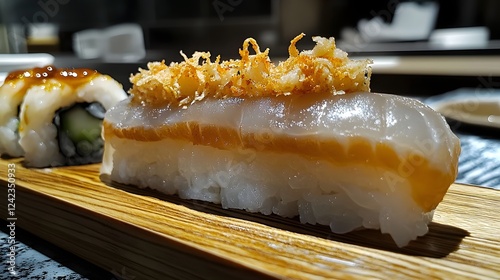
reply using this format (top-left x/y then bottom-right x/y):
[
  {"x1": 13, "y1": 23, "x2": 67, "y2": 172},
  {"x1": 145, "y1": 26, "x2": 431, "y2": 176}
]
[{"x1": 104, "y1": 136, "x2": 433, "y2": 247}]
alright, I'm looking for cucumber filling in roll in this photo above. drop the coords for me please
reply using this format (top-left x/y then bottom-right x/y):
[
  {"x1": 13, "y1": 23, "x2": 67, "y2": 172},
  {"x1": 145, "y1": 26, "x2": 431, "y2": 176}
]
[{"x1": 54, "y1": 102, "x2": 105, "y2": 165}]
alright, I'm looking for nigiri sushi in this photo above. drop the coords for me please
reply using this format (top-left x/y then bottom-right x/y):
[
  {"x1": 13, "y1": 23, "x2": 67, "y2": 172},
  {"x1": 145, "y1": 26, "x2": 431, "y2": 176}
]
[
  {"x1": 101, "y1": 34, "x2": 460, "y2": 247},
  {"x1": 0, "y1": 66, "x2": 127, "y2": 167}
]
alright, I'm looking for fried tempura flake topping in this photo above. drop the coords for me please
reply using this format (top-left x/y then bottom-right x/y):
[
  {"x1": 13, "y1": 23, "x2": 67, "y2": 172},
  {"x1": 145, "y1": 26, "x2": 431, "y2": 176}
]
[{"x1": 130, "y1": 33, "x2": 372, "y2": 107}]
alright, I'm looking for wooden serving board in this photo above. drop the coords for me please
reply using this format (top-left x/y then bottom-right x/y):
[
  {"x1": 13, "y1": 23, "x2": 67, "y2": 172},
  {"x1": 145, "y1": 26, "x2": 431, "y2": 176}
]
[{"x1": 1, "y1": 158, "x2": 499, "y2": 279}]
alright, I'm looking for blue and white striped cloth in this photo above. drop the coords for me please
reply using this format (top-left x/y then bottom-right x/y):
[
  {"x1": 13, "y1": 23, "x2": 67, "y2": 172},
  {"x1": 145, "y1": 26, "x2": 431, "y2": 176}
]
[{"x1": 456, "y1": 133, "x2": 500, "y2": 189}]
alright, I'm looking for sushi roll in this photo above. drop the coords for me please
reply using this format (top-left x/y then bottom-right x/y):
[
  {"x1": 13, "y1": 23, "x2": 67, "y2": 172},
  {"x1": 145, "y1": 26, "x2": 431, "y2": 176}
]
[
  {"x1": 101, "y1": 34, "x2": 460, "y2": 247},
  {"x1": 1, "y1": 66, "x2": 128, "y2": 167}
]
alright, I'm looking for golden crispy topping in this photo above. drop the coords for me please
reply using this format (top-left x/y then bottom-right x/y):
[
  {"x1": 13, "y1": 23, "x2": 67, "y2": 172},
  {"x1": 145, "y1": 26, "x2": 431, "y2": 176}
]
[{"x1": 130, "y1": 33, "x2": 372, "y2": 107}]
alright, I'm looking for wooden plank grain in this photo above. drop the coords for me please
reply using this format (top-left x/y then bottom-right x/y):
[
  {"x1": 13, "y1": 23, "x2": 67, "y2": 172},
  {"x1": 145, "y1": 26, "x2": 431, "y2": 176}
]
[{"x1": 1, "y1": 158, "x2": 499, "y2": 279}]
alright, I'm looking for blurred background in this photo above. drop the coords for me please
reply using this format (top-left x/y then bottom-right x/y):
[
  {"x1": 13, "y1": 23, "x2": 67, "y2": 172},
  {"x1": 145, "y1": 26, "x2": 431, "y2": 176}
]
[{"x1": 1, "y1": 0, "x2": 499, "y2": 94}]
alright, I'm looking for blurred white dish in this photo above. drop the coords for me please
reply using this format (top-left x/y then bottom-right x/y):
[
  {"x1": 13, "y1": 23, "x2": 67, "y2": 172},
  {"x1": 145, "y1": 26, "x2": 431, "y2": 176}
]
[
  {"x1": 73, "y1": 29, "x2": 105, "y2": 59},
  {"x1": 103, "y1": 24, "x2": 146, "y2": 63},
  {"x1": 73, "y1": 24, "x2": 145, "y2": 62},
  {"x1": 357, "y1": 2, "x2": 439, "y2": 43},
  {"x1": 430, "y1": 27, "x2": 490, "y2": 48},
  {"x1": 426, "y1": 88, "x2": 500, "y2": 129}
]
